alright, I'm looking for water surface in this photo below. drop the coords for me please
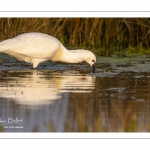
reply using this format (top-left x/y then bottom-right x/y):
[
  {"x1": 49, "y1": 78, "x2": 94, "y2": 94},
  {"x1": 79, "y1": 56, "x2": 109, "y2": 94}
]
[{"x1": 0, "y1": 54, "x2": 150, "y2": 132}]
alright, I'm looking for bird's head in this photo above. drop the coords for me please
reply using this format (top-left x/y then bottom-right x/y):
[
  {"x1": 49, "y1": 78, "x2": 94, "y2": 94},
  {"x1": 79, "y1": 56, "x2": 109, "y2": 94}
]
[
  {"x1": 84, "y1": 50, "x2": 96, "y2": 73},
  {"x1": 73, "y1": 49, "x2": 96, "y2": 73}
]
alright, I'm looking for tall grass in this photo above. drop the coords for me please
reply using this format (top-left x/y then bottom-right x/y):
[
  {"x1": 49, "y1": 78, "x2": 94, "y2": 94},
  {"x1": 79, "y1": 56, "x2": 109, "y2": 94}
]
[{"x1": 0, "y1": 18, "x2": 150, "y2": 56}]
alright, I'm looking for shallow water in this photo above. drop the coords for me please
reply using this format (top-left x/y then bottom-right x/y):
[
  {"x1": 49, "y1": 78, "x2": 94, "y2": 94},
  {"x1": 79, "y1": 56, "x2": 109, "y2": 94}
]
[{"x1": 0, "y1": 54, "x2": 150, "y2": 132}]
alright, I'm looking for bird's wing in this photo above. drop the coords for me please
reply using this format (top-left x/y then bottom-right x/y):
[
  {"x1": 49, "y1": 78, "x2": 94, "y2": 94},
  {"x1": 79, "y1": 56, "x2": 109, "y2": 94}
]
[{"x1": 0, "y1": 33, "x2": 61, "y2": 59}]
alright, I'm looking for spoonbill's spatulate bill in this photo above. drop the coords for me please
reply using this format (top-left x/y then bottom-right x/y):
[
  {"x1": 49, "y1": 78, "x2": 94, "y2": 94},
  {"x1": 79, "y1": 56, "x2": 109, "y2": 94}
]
[{"x1": 0, "y1": 32, "x2": 96, "y2": 72}]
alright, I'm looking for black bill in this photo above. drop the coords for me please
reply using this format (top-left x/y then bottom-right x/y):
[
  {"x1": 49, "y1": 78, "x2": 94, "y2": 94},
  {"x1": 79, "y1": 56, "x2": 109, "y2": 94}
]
[{"x1": 92, "y1": 64, "x2": 96, "y2": 73}]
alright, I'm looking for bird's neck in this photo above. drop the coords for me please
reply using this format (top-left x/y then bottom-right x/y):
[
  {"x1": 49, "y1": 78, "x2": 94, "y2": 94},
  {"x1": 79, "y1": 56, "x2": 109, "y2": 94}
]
[
  {"x1": 51, "y1": 45, "x2": 81, "y2": 64},
  {"x1": 62, "y1": 50, "x2": 81, "y2": 63}
]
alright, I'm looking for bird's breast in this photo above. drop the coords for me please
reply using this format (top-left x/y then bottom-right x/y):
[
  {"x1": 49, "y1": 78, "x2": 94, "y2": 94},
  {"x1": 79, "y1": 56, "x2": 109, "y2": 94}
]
[{"x1": 50, "y1": 45, "x2": 64, "y2": 62}]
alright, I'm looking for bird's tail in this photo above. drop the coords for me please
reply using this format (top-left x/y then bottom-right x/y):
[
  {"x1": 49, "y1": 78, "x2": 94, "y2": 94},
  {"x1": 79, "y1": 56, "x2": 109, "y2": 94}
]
[{"x1": 0, "y1": 39, "x2": 12, "y2": 52}]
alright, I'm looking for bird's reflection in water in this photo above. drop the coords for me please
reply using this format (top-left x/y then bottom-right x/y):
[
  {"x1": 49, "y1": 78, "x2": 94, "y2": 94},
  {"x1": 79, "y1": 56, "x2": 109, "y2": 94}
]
[
  {"x1": 0, "y1": 70, "x2": 95, "y2": 107},
  {"x1": 0, "y1": 70, "x2": 95, "y2": 132}
]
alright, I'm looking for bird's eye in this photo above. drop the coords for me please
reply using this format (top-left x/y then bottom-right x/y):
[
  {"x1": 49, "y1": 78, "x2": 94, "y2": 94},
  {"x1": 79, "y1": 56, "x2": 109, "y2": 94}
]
[{"x1": 92, "y1": 60, "x2": 95, "y2": 62}]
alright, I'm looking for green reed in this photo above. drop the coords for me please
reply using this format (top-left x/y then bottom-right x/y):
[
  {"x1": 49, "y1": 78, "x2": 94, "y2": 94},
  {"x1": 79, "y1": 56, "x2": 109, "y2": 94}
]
[{"x1": 0, "y1": 18, "x2": 150, "y2": 56}]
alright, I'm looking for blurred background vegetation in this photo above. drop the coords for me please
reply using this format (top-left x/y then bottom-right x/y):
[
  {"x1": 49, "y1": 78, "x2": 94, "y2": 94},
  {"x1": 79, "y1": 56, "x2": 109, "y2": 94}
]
[{"x1": 0, "y1": 18, "x2": 150, "y2": 56}]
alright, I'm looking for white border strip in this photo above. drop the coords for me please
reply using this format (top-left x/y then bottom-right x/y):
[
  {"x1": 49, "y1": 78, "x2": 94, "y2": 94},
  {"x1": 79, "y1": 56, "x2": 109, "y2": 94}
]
[
  {"x1": 0, "y1": 133, "x2": 150, "y2": 139},
  {"x1": 0, "y1": 0, "x2": 149, "y2": 12},
  {"x1": 0, "y1": 11, "x2": 150, "y2": 17}
]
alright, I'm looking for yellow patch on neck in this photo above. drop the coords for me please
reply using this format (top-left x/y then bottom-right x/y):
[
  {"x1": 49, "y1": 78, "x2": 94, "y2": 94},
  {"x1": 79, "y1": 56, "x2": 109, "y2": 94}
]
[{"x1": 50, "y1": 45, "x2": 64, "y2": 62}]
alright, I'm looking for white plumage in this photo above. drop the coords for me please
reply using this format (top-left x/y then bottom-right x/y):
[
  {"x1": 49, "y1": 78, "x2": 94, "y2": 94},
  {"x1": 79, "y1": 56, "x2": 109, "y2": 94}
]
[{"x1": 0, "y1": 32, "x2": 96, "y2": 72}]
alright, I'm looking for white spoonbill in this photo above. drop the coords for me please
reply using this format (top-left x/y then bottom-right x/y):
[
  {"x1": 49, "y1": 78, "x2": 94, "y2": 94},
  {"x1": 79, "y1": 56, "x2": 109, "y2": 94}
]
[{"x1": 0, "y1": 32, "x2": 96, "y2": 72}]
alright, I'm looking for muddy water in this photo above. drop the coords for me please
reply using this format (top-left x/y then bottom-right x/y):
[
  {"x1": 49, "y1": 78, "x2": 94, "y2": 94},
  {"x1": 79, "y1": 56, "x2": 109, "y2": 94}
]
[{"x1": 0, "y1": 55, "x2": 150, "y2": 132}]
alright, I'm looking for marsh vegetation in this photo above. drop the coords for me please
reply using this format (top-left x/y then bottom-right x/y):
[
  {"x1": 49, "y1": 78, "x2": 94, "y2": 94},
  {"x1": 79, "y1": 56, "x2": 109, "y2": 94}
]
[{"x1": 1, "y1": 18, "x2": 150, "y2": 56}]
